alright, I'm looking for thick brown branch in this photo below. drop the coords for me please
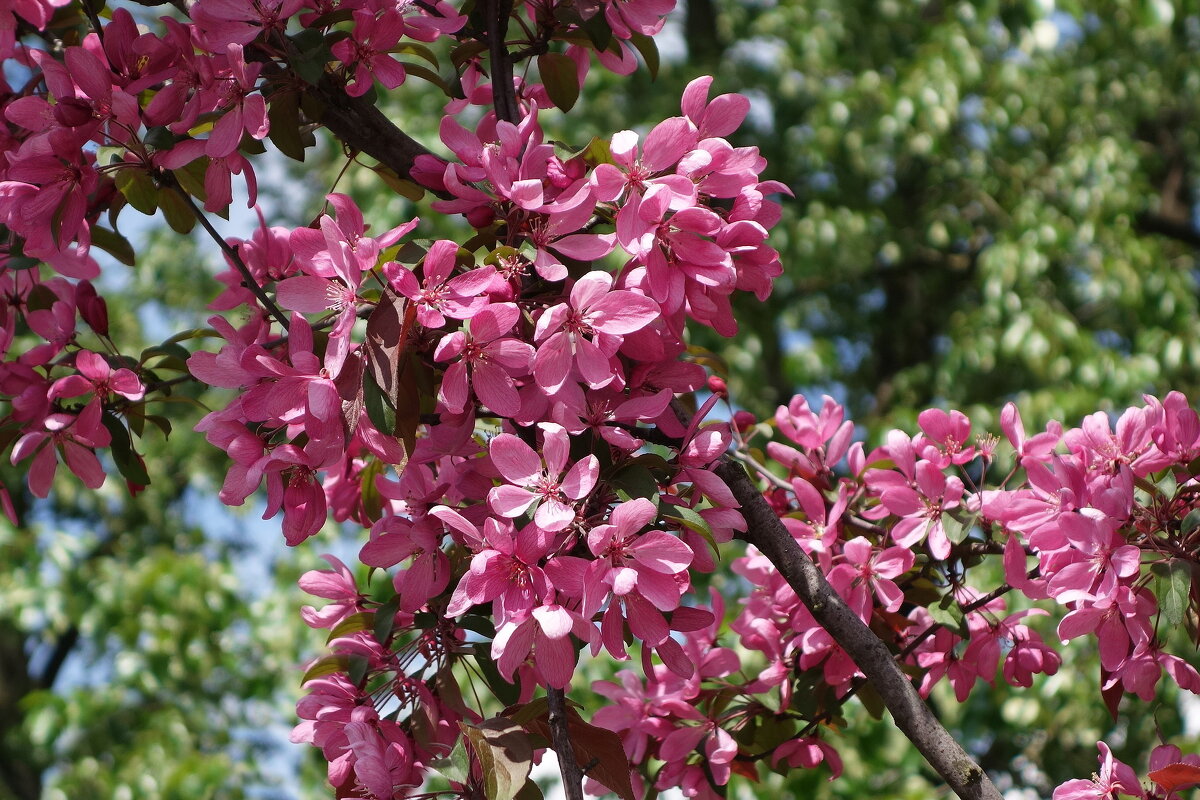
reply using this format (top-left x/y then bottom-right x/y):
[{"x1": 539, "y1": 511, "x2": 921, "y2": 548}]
[
  {"x1": 307, "y1": 74, "x2": 447, "y2": 189},
  {"x1": 714, "y1": 459, "x2": 1003, "y2": 800},
  {"x1": 249, "y1": 43, "x2": 449, "y2": 197},
  {"x1": 546, "y1": 688, "x2": 585, "y2": 800},
  {"x1": 485, "y1": 0, "x2": 520, "y2": 124}
]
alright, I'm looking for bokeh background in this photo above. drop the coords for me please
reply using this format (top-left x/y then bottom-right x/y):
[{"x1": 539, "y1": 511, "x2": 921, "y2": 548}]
[{"x1": 3, "y1": 0, "x2": 1200, "y2": 797}]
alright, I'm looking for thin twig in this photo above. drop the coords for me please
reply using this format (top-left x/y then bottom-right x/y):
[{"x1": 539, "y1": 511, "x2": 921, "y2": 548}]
[
  {"x1": 546, "y1": 688, "x2": 585, "y2": 800},
  {"x1": 166, "y1": 182, "x2": 290, "y2": 331}
]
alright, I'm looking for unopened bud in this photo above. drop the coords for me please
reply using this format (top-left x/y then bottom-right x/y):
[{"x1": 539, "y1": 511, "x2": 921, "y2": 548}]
[
  {"x1": 76, "y1": 280, "x2": 109, "y2": 336},
  {"x1": 732, "y1": 410, "x2": 757, "y2": 432},
  {"x1": 707, "y1": 376, "x2": 728, "y2": 396}
]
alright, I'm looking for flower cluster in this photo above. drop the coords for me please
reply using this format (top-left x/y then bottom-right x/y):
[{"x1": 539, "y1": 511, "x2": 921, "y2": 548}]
[{"x1": 3, "y1": 0, "x2": 1200, "y2": 798}]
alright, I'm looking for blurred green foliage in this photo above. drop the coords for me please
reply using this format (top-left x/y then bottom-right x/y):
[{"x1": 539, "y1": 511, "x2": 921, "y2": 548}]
[
  {"x1": 559, "y1": 0, "x2": 1200, "y2": 441},
  {"x1": 7, "y1": 0, "x2": 1200, "y2": 797},
  {"x1": 0, "y1": 225, "x2": 325, "y2": 799}
]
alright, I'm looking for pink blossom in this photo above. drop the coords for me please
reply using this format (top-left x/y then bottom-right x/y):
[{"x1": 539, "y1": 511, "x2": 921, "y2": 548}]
[
  {"x1": 11, "y1": 402, "x2": 110, "y2": 497},
  {"x1": 680, "y1": 76, "x2": 750, "y2": 139},
  {"x1": 433, "y1": 302, "x2": 533, "y2": 417},
  {"x1": 388, "y1": 239, "x2": 493, "y2": 328},
  {"x1": 533, "y1": 271, "x2": 659, "y2": 393},
  {"x1": 332, "y1": 10, "x2": 409, "y2": 97},
  {"x1": 1053, "y1": 742, "x2": 1143, "y2": 799},
  {"x1": 487, "y1": 423, "x2": 599, "y2": 532}
]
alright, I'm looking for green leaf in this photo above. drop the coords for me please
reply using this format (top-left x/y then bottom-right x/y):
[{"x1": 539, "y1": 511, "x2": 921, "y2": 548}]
[
  {"x1": 579, "y1": 10, "x2": 612, "y2": 51},
  {"x1": 391, "y1": 42, "x2": 440, "y2": 68},
  {"x1": 91, "y1": 226, "x2": 136, "y2": 266},
  {"x1": 101, "y1": 412, "x2": 150, "y2": 487},
  {"x1": 157, "y1": 184, "x2": 196, "y2": 234},
  {"x1": 363, "y1": 372, "x2": 399, "y2": 447},
  {"x1": 267, "y1": 90, "x2": 306, "y2": 161},
  {"x1": 928, "y1": 593, "x2": 966, "y2": 636},
  {"x1": 143, "y1": 126, "x2": 177, "y2": 150},
  {"x1": 430, "y1": 737, "x2": 472, "y2": 785},
  {"x1": 373, "y1": 594, "x2": 403, "y2": 643},
  {"x1": 608, "y1": 462, "x2": 658, "y2": 501},
  {"x1": 628, "y1": 32, "x2": 659, "y2": 80},
  {"x1": 459, "y1": 614, "x2": 496, "y2": 638},
  {"x1": 290, "y1": 30, "x2": 334, "y2": 84},
  {"x1": 503, "y1": 696, "x2": 550, "y2": 726},
  {"x1": 372, "y1": 165, "x2": 426, "y2": 201},
  {"x1": 114, "y1": 169, "x2": 158, "y2": 215},
  {"x1": 663, "y1": 505, "x2": 720, "y2": 561},
  {"x1": 451, "y1": 40, "x2": 488, "y2": 67},
  {"x1": 139, "y1": 342, "x2": 192, "y2": 370},
  {"x1": 326, "y1": 612, "x2": 374, "y2": 643},
  {"x1": 166, "y1": 327, "x2": 222, "y2": 345},
  {"x1": 1157, "y1": 559, "x2": 1192, "y2": 627},
  {"x1": 301, "y1": 654, "x2": 351, "y2": 684},
  {"x1": 461, "y1": 718, "x2": 533, "y2": 800},
  {"x1": 941, "y1": 512, "x2": 975, "y2": 545},
  {"x1": 514, "y1": 779, "x2": 544, "y2": 800},
  {"x1": 173, "y1": 159, "x2": 209, "y2": 203},
  {"x1": 537, "y1": 53, "x2": 580, "y2": 113},
  {"x1": 1181, "y1": 508, "x2": 1200, "y2": 538},
  {"x1": 474, "y1": 643, "x2": 520, "y2": 706},
  {"x1": 348, "y1": 653, "x2": 370, "y2": 686},
  {"x1": 400, "y1": 62, "x2": 453, "y2": 95}
]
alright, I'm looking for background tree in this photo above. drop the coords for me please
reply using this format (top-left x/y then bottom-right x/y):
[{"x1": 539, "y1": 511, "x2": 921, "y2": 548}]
[
  {"x1": 1, "y1": 1, "x2": 1199, "y2": 799},
  {"x1": 552, "y1": 0, "x2": 1200, "y2": 434}
]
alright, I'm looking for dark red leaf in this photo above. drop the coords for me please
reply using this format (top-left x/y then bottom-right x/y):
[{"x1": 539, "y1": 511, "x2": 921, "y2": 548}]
[
  {"x1": 1149, "y1": 763, "x2": 1200, "y2": 793},
  {"x1": 514, "y1": 705, "x2": 635, "y2": 800},
  {"x1": 1100, "y1": 668, "x2": 1122, "y2": 720}
]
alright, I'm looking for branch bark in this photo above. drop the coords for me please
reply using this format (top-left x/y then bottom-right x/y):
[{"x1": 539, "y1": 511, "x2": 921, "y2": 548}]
[
  {"x1": 713, "y1": 459, "x2": 1003, "y2": 800},
  {"x1": 307, "y1": 73, "x2": 446, "y2": 187},
  {"x1": 485, "y1": 0, "x2": 520, "y2": 124},
  {"x1": 546, "y1": 687, "x2": 585, "y2": 800}
]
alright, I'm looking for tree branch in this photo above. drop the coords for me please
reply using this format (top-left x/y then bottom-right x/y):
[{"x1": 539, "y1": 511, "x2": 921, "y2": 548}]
[
  {"x1": 37, "y1": 624, "x2": 79, "y2": 689},
  {"x1": 1136, "y1": 211, "x2": 1200, "y2": 249},
  {"x1": 485, "y1": 0, "x2": 520, "y2": 124},
  {"x1": 166, "y1": 182, "x2": 291, "y2": 331},
  {"x1": 307, "y1": 73, "x2": 448, "y2": 189},
  {"x1": 248, "y1": 43, "x2": 449, "y2": 197},
  {"x1": 546, "y1": 687, "x2": 585, "y2": 800},
  {"x1": 713, "y1": 459, "x2": 1003, "y2": 800}
]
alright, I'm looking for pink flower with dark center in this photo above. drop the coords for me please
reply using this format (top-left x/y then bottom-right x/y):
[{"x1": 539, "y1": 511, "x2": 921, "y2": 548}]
[
  {"x1": 360, "y1": 517, "x2": 449, "y2": 612},
  {"x1": 332, "y1": 10, "x2": 409, "y2": 97},
  {"x1": 487, "y1": 422, "x2": 599, "y2": 532},
  {"x1": 388, "y1": 239, "x2": 493, "y2": 328},
  {"x1": 1052, "y1": 742, "x2": 1143, "y2": 799},
  {"x1": 434, "y1": 507, "x2": 549, "y2": 622},
  {"x1": 433, "y1": 302, "x2": 533, "y2": 417},
  {"x1": 582, "y1": 497, "x2": 693, "y2": 617},
  {"x1": 205, "y1": 44, "x2": 269, "y2": 158},
  {"x1": 11, "y1": 401, "x2": 111, "y2": 497},
  {"x1": 298, "y1": 554, "x2": 363, "y2": 629},
  {"x1": 48, "y1": 350, "x2": 144, "y2": 414},
  {"x1": 491, "y1": 603, "x2": 591, "y2": 688},
  {"x1": 591, "y1": 116, "x2": 698, "y2": 204},
  {"x1": 875, "y1": 459, "x2": 964, "y2": 560},
  {"x1": 917, "y1": 408, "x2": 976, "y2": 467},
  {"x1": 533, "y1": 271, "x2": 659, "y2": 393},
  {"x1": 828, "y1": 536, "x2": 914, "y2": 618}
]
